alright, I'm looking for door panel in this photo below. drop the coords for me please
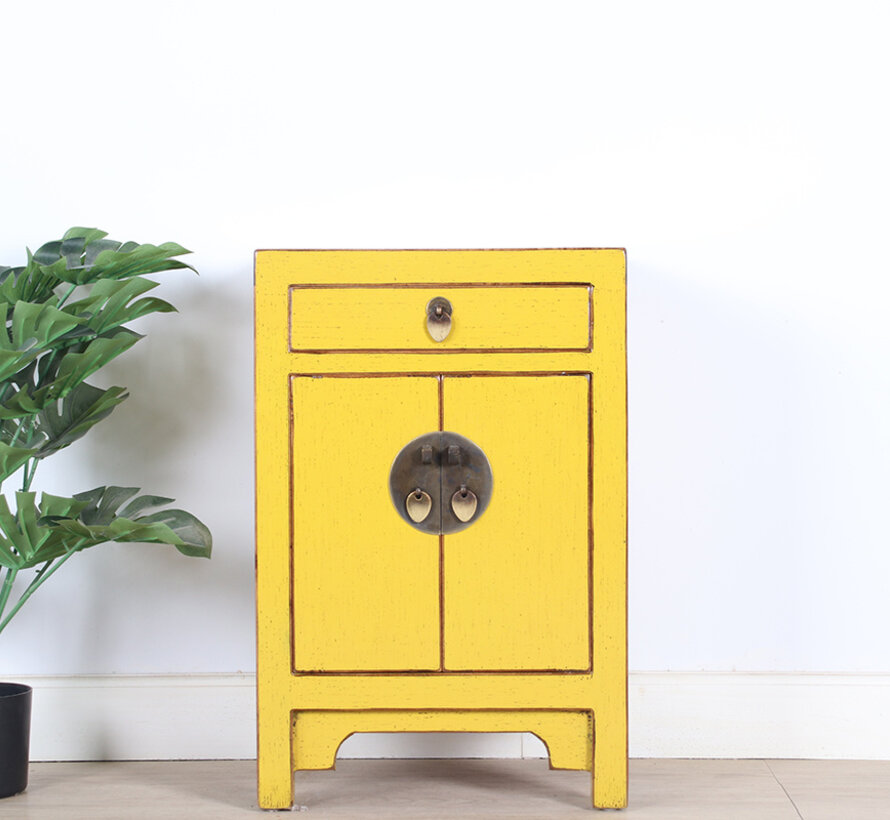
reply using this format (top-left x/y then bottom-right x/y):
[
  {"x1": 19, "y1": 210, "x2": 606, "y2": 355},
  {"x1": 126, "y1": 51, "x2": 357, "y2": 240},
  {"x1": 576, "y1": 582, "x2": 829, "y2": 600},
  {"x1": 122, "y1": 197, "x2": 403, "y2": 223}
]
[
  {"x1": 442, "y1": 375, "x2": 591, "y2": 671},
  {"x1": 290, "y1": 375, "x2": 440, "y2": 671}
]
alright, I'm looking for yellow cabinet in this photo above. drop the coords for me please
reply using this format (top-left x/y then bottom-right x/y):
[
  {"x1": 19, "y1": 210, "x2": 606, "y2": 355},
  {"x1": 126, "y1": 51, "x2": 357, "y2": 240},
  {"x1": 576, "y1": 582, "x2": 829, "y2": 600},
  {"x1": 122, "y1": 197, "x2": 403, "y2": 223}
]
[{"x1": 256, "y1": 250, "x2": 627, "y2": 809}]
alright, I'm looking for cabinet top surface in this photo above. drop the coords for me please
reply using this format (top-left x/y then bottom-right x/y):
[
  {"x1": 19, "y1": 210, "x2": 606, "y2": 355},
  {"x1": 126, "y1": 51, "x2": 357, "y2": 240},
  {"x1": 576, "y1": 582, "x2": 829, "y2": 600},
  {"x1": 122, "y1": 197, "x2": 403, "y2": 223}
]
[{"x1": 255, "y1": 249, "x2": 626, "y2": 288}]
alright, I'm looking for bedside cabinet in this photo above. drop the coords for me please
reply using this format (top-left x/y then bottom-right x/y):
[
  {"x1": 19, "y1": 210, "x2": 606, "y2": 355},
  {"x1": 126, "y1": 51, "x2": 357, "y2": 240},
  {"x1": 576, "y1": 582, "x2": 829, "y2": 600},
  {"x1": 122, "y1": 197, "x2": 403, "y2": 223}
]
[{"x1": 255, "y1": 249, "x2": 627, "y2": 809}]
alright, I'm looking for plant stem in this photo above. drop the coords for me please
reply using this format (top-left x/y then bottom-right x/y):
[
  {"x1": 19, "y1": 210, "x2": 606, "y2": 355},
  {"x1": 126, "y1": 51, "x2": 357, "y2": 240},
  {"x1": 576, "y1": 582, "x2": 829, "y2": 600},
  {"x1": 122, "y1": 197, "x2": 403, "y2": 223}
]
[
  {"x1": 9, "y1": 413, "x2": 33, "y2": 449},
  {"x1": 57, "y1": 284, "x2": 77, "y2": 308},
  {"x1": 0, "y1": 566, "x2": 18, "y2": 623},
  {"x1": 0, "y1": 553, "x2": 75, "y2": 635},
  {"x1": 21, "y1": 458, "x2": 38, "y2": 492},
  {"x1": 9, "y1": 414, "x2": 34, "y2": 452}
]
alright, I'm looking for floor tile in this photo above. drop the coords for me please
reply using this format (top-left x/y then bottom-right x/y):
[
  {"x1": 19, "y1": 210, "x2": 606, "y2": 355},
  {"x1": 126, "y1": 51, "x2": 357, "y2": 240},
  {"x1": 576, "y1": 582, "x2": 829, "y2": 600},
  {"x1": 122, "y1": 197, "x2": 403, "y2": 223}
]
[
  {"x1": 0, "y1": 761, "x2": 260, "y2": 820},
  {"x1": 767, "y1": 759, "x2": 890, "y2": 820},
  {"x1": 631, "y1": 759, "x2": 776, "y2": 777},
  {"x1": 296, "y1": 759, "x2": 799, "y2": 818},
  {"x1": 0, "y1": 758, "x2": 850, "y2": 819},
  {"x1": 627, "y1": 759, "x2": 799, "y2": 820}
]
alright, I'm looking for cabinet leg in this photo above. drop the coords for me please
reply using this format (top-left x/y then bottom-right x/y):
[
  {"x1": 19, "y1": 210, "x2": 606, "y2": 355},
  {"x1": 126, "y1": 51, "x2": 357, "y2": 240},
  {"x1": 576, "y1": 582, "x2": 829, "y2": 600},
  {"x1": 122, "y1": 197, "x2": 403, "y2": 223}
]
[
  {"x1": 591, "y1": 713, "x2": 627, "y2": 809},
  {"x1": 257, "y1": 712, "x2": 293, "y2": 810}
]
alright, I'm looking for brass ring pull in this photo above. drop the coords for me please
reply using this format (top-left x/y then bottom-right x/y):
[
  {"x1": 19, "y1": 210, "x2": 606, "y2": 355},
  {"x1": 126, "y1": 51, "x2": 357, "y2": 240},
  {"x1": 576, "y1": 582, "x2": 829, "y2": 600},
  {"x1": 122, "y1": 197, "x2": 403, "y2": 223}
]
[
  {"x1": 426, "y1": 297, "x2": 452, "y2": 342},
  {"x1": 406, "y1": 488, "x2": 432, "y2": 523},
  {"x1": 451, "y1": 485, "x2": 478, "y2": 522}
]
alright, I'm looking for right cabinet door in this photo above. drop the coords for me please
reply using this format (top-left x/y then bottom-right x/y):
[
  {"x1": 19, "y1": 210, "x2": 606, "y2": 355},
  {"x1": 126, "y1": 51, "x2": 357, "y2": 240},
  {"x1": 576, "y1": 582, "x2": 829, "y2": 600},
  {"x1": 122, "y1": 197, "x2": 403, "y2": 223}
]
[{"x1": 442, "y1": 374, "x2": 592, "y2": 672}]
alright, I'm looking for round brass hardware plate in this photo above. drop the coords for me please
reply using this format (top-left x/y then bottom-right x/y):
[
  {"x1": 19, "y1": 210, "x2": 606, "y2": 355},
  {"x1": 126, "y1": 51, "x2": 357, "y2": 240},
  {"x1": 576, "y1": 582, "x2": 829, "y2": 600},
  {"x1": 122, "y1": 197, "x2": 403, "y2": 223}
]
[{"x1": 389, "y1": 431, "x2": 493, "y2": 534}]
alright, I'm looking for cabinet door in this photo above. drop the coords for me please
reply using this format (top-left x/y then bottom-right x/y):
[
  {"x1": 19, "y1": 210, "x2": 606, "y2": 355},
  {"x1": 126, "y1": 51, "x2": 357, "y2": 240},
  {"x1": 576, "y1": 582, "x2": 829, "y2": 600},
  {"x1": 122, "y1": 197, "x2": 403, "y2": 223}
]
[
  {"x1": 442, "y1": 375, "x2": 591, "y2": 671},
  {"x1": 290, "y1": 375, "x2": 440, "y2": 672}
]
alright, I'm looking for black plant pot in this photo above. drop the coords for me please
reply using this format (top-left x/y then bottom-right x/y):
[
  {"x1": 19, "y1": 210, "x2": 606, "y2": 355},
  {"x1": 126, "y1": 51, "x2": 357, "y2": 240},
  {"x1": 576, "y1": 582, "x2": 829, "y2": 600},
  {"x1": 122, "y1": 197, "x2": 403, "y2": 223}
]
[{"x1": 0, "y1": 683, "x2": 31, "y2": 798}]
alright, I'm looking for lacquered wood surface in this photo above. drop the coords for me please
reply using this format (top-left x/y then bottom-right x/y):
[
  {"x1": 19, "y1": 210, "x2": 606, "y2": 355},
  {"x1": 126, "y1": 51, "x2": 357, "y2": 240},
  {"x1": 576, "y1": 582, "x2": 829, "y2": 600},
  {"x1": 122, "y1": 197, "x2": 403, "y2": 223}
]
[
  {"x1": 442, "y1": 375, "x2": 591, "y2": 671},
  {"x1": 255, "y1": 249, "x2": 627, "y2": 809},
  {"x1": 290, "y1": 375, "x2": 440, "y2": 672},
  {"x1": 289, "y1": 285, "x2": 591, "y2": 351}
]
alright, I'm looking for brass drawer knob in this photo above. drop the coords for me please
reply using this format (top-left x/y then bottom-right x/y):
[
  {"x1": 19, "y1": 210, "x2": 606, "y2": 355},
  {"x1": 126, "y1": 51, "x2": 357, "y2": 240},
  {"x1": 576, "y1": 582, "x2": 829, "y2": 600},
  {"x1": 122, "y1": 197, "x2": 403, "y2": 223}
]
[{"x1": 426, "y1": 297, "x2": 452, "y2": 342}]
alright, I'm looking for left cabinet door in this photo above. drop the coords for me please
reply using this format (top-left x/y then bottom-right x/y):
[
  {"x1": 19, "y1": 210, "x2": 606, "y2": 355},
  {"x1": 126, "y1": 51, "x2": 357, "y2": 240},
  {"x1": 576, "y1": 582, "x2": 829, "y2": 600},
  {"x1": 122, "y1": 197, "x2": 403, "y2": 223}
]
[{"x1": 290, "y1": 375, "x2": 441, "y2": 672}]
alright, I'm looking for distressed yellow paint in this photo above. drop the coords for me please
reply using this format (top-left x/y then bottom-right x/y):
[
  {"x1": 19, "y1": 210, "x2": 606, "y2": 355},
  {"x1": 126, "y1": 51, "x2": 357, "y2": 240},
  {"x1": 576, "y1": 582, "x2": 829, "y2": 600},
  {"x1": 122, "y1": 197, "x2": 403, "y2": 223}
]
[
  {"x1": 290, "y1": 285, "x2": 590, "y2": 350},
  {"x1": 256, "y1": 249, "x2": 627, "y2": 810},
  {"x1": 292, "y1": 710, "x2": 592, "y2": 771},
  {"x1": 442, "y1": 375, "x2": 590, "y2": 671},
  {"x1": 290, "y1": 376, "x2": 440, "y2": 671}
]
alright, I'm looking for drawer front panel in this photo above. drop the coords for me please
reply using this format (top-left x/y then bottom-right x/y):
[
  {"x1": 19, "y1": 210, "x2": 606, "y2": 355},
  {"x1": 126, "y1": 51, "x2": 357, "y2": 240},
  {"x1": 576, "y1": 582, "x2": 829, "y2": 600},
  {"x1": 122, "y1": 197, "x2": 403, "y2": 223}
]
[{"x1": 289, "y1": 285, "x2": 591, "y2": 352}]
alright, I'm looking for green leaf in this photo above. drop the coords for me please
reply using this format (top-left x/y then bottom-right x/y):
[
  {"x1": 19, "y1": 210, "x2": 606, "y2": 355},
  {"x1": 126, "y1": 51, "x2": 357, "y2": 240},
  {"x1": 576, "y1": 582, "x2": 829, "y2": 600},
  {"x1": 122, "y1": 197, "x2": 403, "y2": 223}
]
[
  {"x1": 64, "y1": 277, "x2": 176, "y2": 335},
  {"x1": 0, "y1": 495, "x2": 21, "y2": 568},
  {"x1": 2, "y1": 230, "x2": 195, "y2": 316},
  {"x1": 0, "y1": 495, "x2": 19, "y2": 541},
  {"x1": 1, "y1": 418, "x2": 45, "y2": 450},
  {"x1": 50, "y1": 330, "x2": 141, "y2": 396},
  {"x1": 62, "y1": 227, "x2": 110, "y2": 245},
  {"x1": 0, "y1": 493, "x2": 93, "y2": 566},
  {"x1": 0, "y1": 539, "x2": 18, "y2": 568},
  {"x1": 0, "y1": 267, "x2": 25, "y2": 306},
  {"x1": 36, "y1": 230, "x2": 114, "y2": 276},
  {"x1": 15, "y1": 491, "x2": 50, "y2": 561},
  {"x1": 34, "y1": 383, "x2": 128, "y2": 459},
  {"x1": 0, "y1": 252, "x2": 63, "y2": 305},
  {"x1": 134, "y1": 509, "x2": 213, "y2": 558},
  {"x1": 0, "y1": 488, "x2": 212, "y2": 569},
  {"x1": 38, "y1": 492, "x2": 90, "y2": 520},
  {"x1": 49, "y1": 239, "x2": 195, "y2": 285},
  {"x1": 0, "y1": 441, "x2": 36, "y2": 484},
  {"x1": 6, "y1": 300, "x2": 84, "y2": 350},
  {"x1": 0, "y1": 349, "x2": 37, "y2": 384},
  {"x1": 75, "y1": 485, "x2": 139, "y2": 525},
  {"x1": 31, "y1": 241, "x2": 63, "y2": 266},
  {"x1": 19, "y1": 230, "x2": 194, "y2": 291},
  {"x1": 119, "y1": 494, "x2": 174, "y2": 518},
  {"x1": 67, "y1": 486, "x2": 103, "y2": 517},
  {"x1": 60, "y1": 237, "x2": 87, "y2": 269},
  {"x1": 0, "y1": 361, "x2": 46, "y2": 419},
  {"x1": 0, "y1": 301, "x2": 85, "y2": 384},
  {"x1": 83, "y1": 239, "x2": 123, "y2": 266},
  {"x1": 0, "y1": 331, "x2": 137, "y2": 419},
  {"x1": 0, "y1": 387, "x2": 46, "y2": 419}
]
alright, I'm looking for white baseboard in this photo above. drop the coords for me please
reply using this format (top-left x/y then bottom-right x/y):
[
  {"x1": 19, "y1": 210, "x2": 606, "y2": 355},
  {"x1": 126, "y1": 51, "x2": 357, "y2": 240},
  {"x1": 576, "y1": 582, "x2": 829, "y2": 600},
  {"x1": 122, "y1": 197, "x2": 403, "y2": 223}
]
[
  {"x1": 628, "y1": 672, "x2": 890, "y2": 759},
  {"x1": 13, "y1": 672, "x2": 890, "y2": 762},
  {"x1": 20, "y1": 674, "x2": 255, "y2": 762}
]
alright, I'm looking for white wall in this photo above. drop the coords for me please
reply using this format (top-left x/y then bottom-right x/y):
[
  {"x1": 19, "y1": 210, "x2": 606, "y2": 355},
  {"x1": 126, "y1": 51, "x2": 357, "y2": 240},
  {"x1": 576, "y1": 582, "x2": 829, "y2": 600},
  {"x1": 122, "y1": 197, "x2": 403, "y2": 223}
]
[{"x1": 1, "y1": 0, "x2": 889, "y2": 754}]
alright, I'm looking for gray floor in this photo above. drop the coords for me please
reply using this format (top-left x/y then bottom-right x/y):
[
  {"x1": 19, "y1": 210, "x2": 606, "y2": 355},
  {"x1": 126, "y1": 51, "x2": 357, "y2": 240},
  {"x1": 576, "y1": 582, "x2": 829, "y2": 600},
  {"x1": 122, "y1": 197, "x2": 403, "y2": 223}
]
[{"x1": 1, "y1": 758, "x2": 887, "y2": 819}]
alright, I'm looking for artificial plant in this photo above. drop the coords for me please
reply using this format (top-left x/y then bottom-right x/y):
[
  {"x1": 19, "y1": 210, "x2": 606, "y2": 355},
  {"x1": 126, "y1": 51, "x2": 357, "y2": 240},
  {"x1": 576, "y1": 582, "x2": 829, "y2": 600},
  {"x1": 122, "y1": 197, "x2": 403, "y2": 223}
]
[{"x1": 0, "y1": 228, "x2": 212, "y2": 636}]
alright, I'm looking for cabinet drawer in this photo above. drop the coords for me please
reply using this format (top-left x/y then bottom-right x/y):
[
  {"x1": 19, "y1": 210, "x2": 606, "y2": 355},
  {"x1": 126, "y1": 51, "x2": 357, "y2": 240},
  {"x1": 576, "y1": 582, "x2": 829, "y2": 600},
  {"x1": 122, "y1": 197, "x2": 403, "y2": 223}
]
[{"x1": 289, "y1": 284, "x2": 591, "y2": 352}]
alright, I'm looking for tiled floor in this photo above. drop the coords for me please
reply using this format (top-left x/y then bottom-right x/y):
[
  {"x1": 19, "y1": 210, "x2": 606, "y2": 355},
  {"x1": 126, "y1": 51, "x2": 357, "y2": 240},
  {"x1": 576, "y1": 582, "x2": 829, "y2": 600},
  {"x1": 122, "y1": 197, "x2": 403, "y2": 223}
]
[{"x1": 1, "y1": 758, "x2": 887, "y2": 819}]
